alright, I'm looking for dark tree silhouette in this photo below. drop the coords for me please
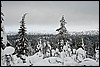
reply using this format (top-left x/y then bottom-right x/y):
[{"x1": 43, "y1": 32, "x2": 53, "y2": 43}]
[{"x1": 15, "y1": 13, "x2": 29, "y2": 57}]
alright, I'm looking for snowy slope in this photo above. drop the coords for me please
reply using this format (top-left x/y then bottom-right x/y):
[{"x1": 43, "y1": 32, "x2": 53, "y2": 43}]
[
  {"x1": 64, "y1": 57, "x2": 79, "y2": 66},
  {"x1": 33, "y1": 57, "x2": 62, "y2": 66},
  {"x1": 79, "y1": 58, "x2": 99, "y2": 66},
  {"x1": 1, "y1": 50, "x2": 99, "y2": 66}
]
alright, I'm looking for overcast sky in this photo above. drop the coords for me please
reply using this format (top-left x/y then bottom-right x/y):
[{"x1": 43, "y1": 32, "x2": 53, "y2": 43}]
[{"x1": 1, "y1": 1, "x2": 99, "y2": 34}]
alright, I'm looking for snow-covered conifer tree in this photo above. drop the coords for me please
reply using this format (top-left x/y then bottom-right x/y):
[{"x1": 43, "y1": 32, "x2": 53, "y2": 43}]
[
  {"x1": 1, "y1": 3, "x2": 13, "y2": 66},
  {"x1": 1, "y1": 3, "x2": 7, "y2": 50},
  {"x1": 56, "y1": 15, "x2": 68, "y2": 52},
  {"x1": 15, "y1": 13, "x2": 29, "y2": 57}
]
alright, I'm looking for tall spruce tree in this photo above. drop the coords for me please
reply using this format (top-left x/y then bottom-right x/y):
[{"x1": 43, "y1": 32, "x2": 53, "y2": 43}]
[
  {"x1": 15, "y1": 13, "x2": 29, "y2": 57},
  {"x1": 56, "y1": 15, "x2": 68, "y2": 52},
  {"x1": 1, "y1": 3, "x2": 6, "y2": 50}
]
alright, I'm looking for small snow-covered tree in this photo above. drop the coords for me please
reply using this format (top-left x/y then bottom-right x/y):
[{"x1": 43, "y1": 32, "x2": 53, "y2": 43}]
[
  {"x1": 15, "y1": 13, "x2": 29, "y2": 57},
  {"x1": 27, "y1": 41, "x2": 33, "y2": 56}
]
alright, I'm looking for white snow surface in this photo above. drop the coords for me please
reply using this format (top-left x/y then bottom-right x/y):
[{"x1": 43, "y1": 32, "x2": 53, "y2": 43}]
[
  {"x1": 3, "y1": 46, "x2": 15, "y2": 55},
  {"x1": 1, "y1": 51, "x2": 99, "y2": 66},
  {"x1": 64, "y1": 57, "x2": 79, "y2": 66},
  {"x1": 26, "y1": 52, "x2": 44, "y2": 65},
  {"x1": 79, "y1": 58, "x2": 99, "y2": 66},
  {"x1": 33, "y1": 57, "x2": 62, "y2": 66}
]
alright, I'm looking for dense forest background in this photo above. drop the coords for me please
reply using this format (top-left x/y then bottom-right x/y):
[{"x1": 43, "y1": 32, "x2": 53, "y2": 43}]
[{"x1": 7, "y1": 30, "x2": 99, "y2": 58}]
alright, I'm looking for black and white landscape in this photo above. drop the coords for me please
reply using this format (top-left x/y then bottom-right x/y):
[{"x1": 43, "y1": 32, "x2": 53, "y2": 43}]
[{"x1": 1, "y1": 1, "x2": 99, "y2": 66}]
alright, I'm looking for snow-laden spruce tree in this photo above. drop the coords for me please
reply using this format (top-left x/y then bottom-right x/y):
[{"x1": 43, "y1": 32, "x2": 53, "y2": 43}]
[
  {"x1": 1, "y1": 4, "x2": 7, "y2": 50},
  {"x1": 15, "y1": 13, "x2": 29, "y2": 57},
  {"x1": 1, "y1": 3, "x2": 13, "y2": 66},
  {"x1": 56, "y1": 15, "x2": 69, "y2": 52}
]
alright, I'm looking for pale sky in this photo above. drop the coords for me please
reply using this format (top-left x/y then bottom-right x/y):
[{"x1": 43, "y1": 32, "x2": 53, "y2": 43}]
[{"x1": 1, "y1": 1, "x2": 99, "y2": 34}]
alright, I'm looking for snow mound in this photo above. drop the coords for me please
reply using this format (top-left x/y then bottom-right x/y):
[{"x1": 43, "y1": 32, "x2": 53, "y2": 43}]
[
  {"x1": 33, "y1": 57, "x2": 62, "y2": 66},
  {"x1": 3, "y1": 46, "x2": 15, "y2": 55},
  {"x1": 21, "y1": 55, "x2": 27, "y2": 59},
  {"x1": 33, "y1": 57, "x2": 80, "y2": 66},
  {"x1": 79, "y1": 58, "x2": 99, "y2": 66},
  {"x1": 64, "y1": 57, "x2": 79, "y2": 66},
  {"x1": 26, "y1": 52, "x2": 43, "y2": 65},
  {"x1": 13, "y1": 63, "x2": 29, "y2": 66},
  {"x1": 33, "y1": 58, "x2": 50, "y2": 66},
  {"x1": 48, "y1": 57, "x2": 57, "y2": 64},
  {"x1": 13, "y1": 52, "x2": 44, "y2": 66}
]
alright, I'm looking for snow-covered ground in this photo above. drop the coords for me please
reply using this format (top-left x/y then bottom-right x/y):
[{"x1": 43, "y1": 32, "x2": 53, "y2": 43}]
[
  {"x1": 1, "y1": 47, "x2": 99, "y2": 66},
  {"x1": 33, "y1": 57, "x2": 62, "y2": 66},
  {"x1": 1, "y1": 53, "x2": 99, "y2": 66},
  {"x1": 79, "y1": 58, "x2": 99, "y2": 66}
]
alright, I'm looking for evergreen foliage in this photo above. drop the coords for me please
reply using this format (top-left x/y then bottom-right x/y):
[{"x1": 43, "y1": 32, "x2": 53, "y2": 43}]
[
  {"x1": 15, "y1": 13, "x2": 29, "y2": 57},
  {"x1": 56, "y1": 16, "x2": 68, "y2": 52},
  {"x1": 1, "y1": 3, "x2": 6, "y2": 50}
]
